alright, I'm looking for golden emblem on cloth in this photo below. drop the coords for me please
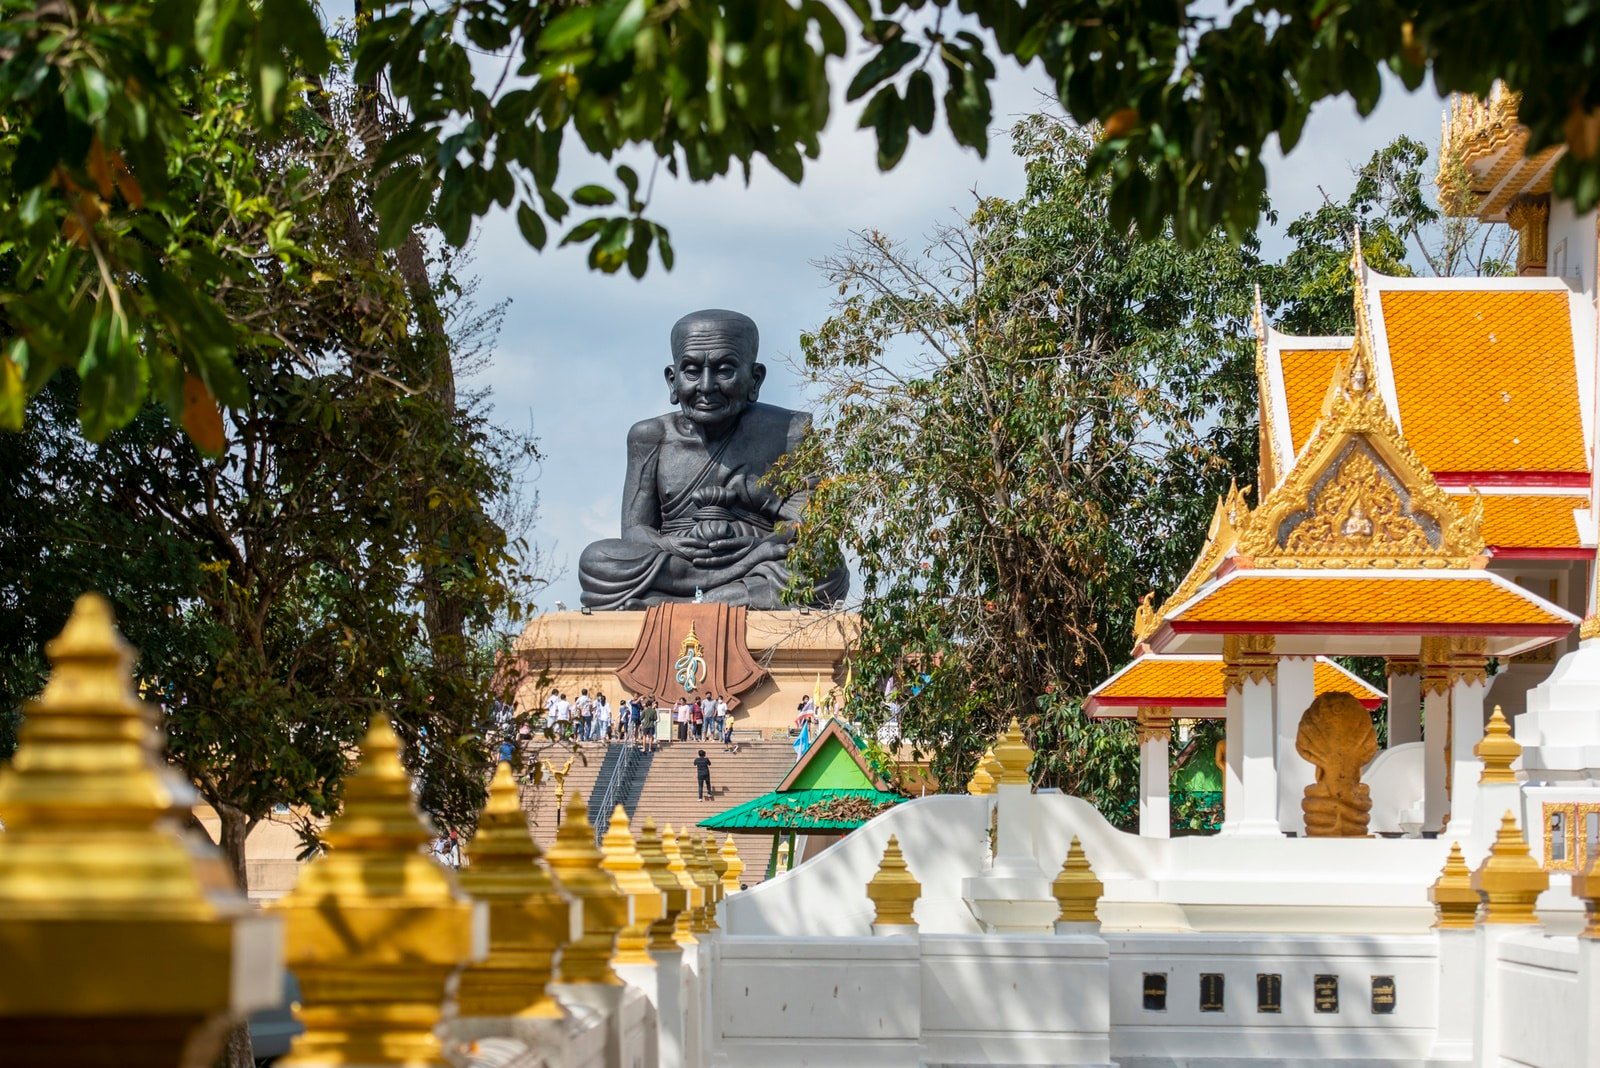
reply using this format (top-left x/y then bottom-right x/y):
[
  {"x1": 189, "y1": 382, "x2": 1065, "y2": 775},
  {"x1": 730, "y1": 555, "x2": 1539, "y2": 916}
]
[{"x1": 674, "y1": 622, "x2": 707, "y2": 694}]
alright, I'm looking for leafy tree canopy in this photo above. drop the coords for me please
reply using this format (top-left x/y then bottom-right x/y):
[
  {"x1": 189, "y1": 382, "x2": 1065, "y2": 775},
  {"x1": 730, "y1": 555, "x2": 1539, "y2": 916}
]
[
  {"x1": 1, "y1": 1, "x2": 1593, "y2": 439},
  {"x1": 777, "y1": 116, "x2": 1265, "y2": 814}
]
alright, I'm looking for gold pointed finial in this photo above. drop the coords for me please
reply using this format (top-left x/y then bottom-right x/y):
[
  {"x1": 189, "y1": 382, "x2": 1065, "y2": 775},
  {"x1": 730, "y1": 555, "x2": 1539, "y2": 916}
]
[
  {"x1": 686, "y1": 833, "x2": 722, "y2": 933},
  {"x1": 967, "y1": 746, "x2": 998, "y2": 796},
  {"x1": 0, "y1": 594, "x2": 278, "y2": 1067},
  {"x1": 661, "y1": 825, "x2": 701, "y2": 945},
  {"x1": 1430, "y1": 842, "x2": 1480, "y2": 929},
  {"x1": 720, "y1": 835, "x2": 747, "y2": 893},
  {"x1": 1472, "y1": 812, "x2": 1549, "y2": 925},
  {"x1": 1052, "y1": 836, "x2": 1104, "y2": 924},
  {"x1": 705, "y1": 831, "x2": 730, "y2": 901},
  {"x1": 992, "y1": 718, "x2": 1035, "y2": 787},
  {"x1": 456, "y1": 762, "x2": 570, "y2": 1018},
  {"x1": 274, "y1": 714, "x2": 480, "y2": 1065},
  {"x1": 544, "y1": 791, "x2": 626, "y2": 985},
  {"x1": 636, "y1": 818, "x2": 690, "y2": 954},
  {"x1": 1476, "y1": 706, "x2": 1521, "y2": 784},
  {"x1": 1573, "y1": 856, "x2": 1600, "y2": 939},
  {"x1": 599, "y1": 805, "x2": 662, "y2": 966},
  {"x1": 865, "y1": 835, "x2": 921, "y2": 928}
]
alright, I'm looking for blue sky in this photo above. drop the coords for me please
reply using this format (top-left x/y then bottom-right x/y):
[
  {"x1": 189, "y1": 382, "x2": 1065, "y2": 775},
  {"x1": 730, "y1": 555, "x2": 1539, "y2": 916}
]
[{"x1": 457, "y1": 63, "x2": 1449, "y2": 612}]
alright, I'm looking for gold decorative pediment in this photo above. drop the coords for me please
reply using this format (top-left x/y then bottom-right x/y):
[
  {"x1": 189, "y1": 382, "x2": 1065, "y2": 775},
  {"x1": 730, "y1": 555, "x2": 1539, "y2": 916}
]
[
  {"x1": 1133, "y1": 480, "x2": 1251, "y2": 644},
  {"x1": 1235, "y1": 279, "x2": 1484, "y2": 570}
]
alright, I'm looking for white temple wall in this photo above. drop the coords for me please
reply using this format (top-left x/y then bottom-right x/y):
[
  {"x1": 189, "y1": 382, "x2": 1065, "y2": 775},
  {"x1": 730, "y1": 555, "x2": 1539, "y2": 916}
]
[
  {"x1": 1106, "y1": 933, "x2": 1437, "y2": 1068},
  {"x1": 710, "y1": 936, "x2": 925, "y2": 1068},
  {"x1": 1493, "y1": 933, "x2": 1584, "y2": 1068}
]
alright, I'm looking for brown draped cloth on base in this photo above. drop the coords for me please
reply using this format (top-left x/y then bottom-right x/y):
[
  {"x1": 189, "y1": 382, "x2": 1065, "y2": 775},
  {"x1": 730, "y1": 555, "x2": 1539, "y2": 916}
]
[{"x1": 615, "y1": 603, "x2": 767, "y2": 708}]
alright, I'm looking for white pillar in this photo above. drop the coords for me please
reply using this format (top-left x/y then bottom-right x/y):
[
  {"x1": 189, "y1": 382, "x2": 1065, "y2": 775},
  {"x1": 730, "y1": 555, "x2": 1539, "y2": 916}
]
[
  {"x1": 1422, "y1": 640, "x2": 1451, "y2": 834},
  {"x1": 1275, "y1": 655, "x2": 1316, "y2": 835},
  {"x1": 1221, "y1": 679, "x2": 1245, "y2": 835},
  {"x1": 1448, "y1": 666, "x2": 1489, "y2": 841},
  {"x1": 1225, "y1": 634, "x2": 1281, "y2": 837},
  {"x1": 1386, "y1": 657, "x2": 1422, "y2": 746},
  {"x1": 1423, "y1": 637, "x2": 1489, "y2": 837},
  {"x1": 1137, "y1": 706, "x2": 1172, "y2": 838}
]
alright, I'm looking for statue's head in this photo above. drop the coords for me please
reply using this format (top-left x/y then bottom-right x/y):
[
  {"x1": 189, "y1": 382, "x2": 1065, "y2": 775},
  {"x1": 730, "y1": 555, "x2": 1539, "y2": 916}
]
[{"x1": 666, "y1": 309, "x2": 764, "y2": 431}]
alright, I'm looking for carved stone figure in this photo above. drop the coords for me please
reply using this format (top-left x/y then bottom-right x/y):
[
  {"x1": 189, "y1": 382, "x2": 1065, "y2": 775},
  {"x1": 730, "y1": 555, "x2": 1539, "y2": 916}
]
[
  {"x1": 578, "y1": 309, "x2": 849, "y2": 610},
  {"x1": 1296, "y1": 691, "x2": 1380, "y2": 837}
]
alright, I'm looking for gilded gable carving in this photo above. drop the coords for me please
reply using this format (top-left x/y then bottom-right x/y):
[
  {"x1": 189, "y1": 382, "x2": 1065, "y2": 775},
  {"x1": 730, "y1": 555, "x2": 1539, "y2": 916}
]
[{"x1": 1235, "y1": 277, "x2": 1484, "y2": 570}]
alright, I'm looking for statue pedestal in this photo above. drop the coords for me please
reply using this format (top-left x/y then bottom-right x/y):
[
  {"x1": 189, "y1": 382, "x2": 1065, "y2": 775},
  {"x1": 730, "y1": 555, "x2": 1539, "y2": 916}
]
[{"x1": 511, "y1": 610, "x2": 857, "y2": 735}]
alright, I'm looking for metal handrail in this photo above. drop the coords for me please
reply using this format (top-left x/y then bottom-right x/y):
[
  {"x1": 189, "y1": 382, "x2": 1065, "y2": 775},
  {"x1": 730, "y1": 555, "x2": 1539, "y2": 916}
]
[{"x1": 592, "y1": 741, "x2": 636, "y2": 846}]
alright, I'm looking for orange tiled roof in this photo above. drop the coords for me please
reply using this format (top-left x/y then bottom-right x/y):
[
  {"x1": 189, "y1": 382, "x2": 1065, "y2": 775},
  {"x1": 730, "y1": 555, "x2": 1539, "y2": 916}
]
[
  {"x1": 1382, "y1": 290, "x2": 1585, "y2": 474},
  {"x1": 1089, "y1": 656, "x2": 1383, "y2": 712},
  {"x1": 1281, "y1": 347, "x2": 1345, "y2": 455},
  {"x1": 1167, "y1": 574, "x2": 1570, "y2": 629},
  {"x1": 1469, "y1": 493, "x2": 1585, "y2": 551}
]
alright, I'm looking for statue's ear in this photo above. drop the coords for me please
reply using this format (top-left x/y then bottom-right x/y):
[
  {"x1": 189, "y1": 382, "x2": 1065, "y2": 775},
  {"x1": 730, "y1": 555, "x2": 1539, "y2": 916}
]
[
  {"x1": 664, "y1": 364, "x2": 679, "y2": 405},
  {"x1": 749, "y1": 361, "x2": 767, "y2": 401}
]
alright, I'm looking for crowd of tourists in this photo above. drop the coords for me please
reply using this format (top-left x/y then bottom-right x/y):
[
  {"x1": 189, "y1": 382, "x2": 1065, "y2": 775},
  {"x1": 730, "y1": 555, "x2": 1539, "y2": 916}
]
[{"x1": 541, "y1": 689, "x2": 737, "y2": 752}]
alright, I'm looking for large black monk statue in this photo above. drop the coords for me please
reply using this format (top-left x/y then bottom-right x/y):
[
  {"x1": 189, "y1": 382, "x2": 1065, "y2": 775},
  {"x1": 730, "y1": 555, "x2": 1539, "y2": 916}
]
[{"x1": 578, "y1": 309, "x2": 849, "y2": 610}]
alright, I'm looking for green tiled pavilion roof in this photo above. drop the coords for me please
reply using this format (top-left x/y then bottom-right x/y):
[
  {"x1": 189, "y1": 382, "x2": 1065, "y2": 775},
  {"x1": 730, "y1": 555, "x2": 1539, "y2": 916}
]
[{"x1": 697, "y1": 788, "x2": 904, "y2": 831}]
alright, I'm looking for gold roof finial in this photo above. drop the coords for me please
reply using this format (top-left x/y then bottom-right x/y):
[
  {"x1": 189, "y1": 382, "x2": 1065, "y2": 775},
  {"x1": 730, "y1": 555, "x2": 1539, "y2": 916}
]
[
  {"x1": 274, "y1": 714, "x2": 480, "y2": 1064},
  {"x1": 992, "y1": 717, "x2": 1035, "y2": 787},
  {"x1": 865, "y1": 834, "x2": 921, "y2": 928},
  {"x1": 544, "y1": 791, "x2": 626, "y2": 984},
  {"x1": 0, "y1": 594, "x2": 278, "y2": 1066},
  {"x1": 636, "y1": 819, "x2": 690, "y2": 954},
  {"x1": 1052, "y1": 836, "x2": 1104, "y2": 925},
  {"x1": 456, "y1": 762, "x2": 570, "y2": 1018},
  {"x1": 599, "y1": 805, "x2": 662, "y2": 967},
  {"x1": 719, "y1": 835, "x2": 747, "y2": 893},
  {"x1": 1475, "y1": 706, "x2": 1522, "y2": 784},
  {"x1": 1472, "y1": 812, "x2": 1549, "y2": 925},
  {"x1": 967, "y1": 746, "x2": 999, "y2": 796},
  {"x1": 660, "y1": 825, "x2": 701, "y2": 945},
  {"x1": 1430, "y1": 842, "x2": 1480, "y2": 929}
]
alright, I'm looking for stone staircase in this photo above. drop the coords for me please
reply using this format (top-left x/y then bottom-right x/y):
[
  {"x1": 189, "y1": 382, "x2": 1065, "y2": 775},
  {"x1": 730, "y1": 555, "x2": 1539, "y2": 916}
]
[
  {"x1": 628, "y1": 739, "x2": 800, "y2": 885},
  {"x1": 517, "y1": 736, "x2": 801, "y2": 883},
  {"x1": 519, "y1": 740, "x2": 610, "y2": 848}
]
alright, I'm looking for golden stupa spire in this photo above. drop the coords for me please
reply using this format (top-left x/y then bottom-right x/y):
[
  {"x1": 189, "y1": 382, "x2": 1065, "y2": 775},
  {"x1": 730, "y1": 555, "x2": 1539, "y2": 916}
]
[
  {"x1": 1430, "y1": 842, "x2": 1480, "y2": 929},
  {"x1": 1475, "y1": 706, "x2": 1522, "y2": 784},
  {"x1": 599, "y1": 805, "x2": 664, "y2": 966},
  {"x1": 456, "y1": 762, "x2": 570, "y2": 1018},
  {"x1": 1472, "y1": 812, "x2": 1549, "y2": 925},
  {"x1": 0, "y1": 594, "x2": 276, "y2": 1067},
  {"x1": 719, "y1": 835, "x2": 747, "y2": 893},
  {"x1": 636, "y1": 818, "x2": 690, "y2": 954},
  {"x1": 687, "y1": 833, "x2": 723, "y2": 934},
  {"x1": 1052, "y1": 836, "x2": 1104, "y2": 925},
  {"x1": 544, "y1": 791, "x2": 627, "y2": 985},
  {"x1": 865, "y1": 834, "x2": 921, "y2": 928},
  {"x1": 274, "y1": 714, "x2": 480, "y2": 1065},
  {"x1": 992, "y1": 717, "x2": 1035, "y2": 787},
  {"x1": 660, "y1": 825, "x2": 702, "y2": 945}
]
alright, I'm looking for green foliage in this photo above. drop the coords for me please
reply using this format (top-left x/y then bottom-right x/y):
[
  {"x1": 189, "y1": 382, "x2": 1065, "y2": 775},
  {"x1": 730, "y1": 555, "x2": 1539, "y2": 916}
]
[
  {"x1": 3, "y1": 2, "x2": 1587, "y2": 439},
  {"x1": 0, "y1": 56, "x2": 541, "y2": 882},
  {"x1": 0, "y1": 0, "x2": 330, "y2": 438},
  {"x1": 778, "y1": 117, "x2": 1266, "y2": 816}
]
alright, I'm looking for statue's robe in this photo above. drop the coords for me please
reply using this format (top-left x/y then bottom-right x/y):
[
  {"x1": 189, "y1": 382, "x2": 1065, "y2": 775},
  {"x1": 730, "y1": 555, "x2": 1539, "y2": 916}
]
[{"x1": 578, "y1": 403, "x2": 849, "y2": 610}]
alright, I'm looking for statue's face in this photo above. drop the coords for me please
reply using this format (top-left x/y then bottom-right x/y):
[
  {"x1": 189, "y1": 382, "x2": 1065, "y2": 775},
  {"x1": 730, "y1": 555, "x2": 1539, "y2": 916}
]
[{"x1": 666, "y1": 328, "x2": 765, "y2": 430}]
